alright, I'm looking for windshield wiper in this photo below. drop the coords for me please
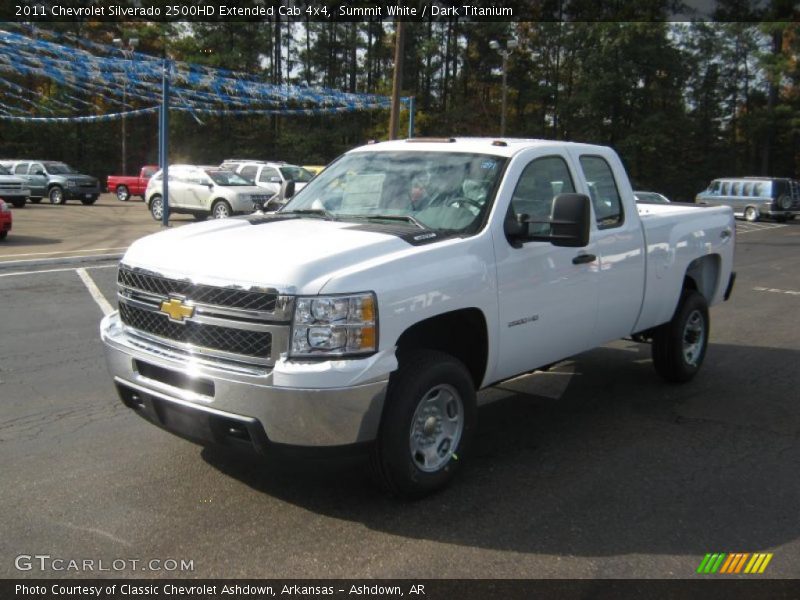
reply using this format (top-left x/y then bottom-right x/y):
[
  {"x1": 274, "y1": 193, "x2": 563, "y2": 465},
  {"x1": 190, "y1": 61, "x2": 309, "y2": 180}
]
[
  {"x1": 279, "y1": 208, "x2": 336, "y2": 220},
  {"x1": 344, "y1": 214, "x2": 429, "y2": 230}
]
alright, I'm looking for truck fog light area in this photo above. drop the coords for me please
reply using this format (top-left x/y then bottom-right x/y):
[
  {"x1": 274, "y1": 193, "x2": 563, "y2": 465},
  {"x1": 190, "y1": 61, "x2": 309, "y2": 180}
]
[{"x1": 290, "y1": 292, "x2": 377, "y2": 358}]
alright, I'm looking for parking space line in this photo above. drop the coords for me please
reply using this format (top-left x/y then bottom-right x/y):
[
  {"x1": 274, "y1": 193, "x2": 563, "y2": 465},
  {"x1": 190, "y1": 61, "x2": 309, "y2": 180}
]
[
  {"x1": 0, "y1": 264, "x2": 116, "y2": 278},
  {"x1": 0, "y1": 252, "x2": 123, "y2": 266},
  {"x1": 76, "y1": 268, "x2": 115, "y2": 316},
  {"x1": 2, "y1": 246, "x2": 128, "y2": 258}
]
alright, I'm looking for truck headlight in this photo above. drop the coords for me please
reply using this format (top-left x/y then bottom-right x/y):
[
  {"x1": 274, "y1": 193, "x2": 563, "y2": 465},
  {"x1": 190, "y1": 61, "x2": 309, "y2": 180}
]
[{"x1": 290, "y1": 292, "x2": 377, "y2": 357}]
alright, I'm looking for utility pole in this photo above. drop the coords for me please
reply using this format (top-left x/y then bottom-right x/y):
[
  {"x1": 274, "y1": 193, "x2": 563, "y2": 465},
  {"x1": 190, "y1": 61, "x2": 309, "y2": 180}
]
[
  {"x1": 389, "y1": 20, "x2": 405, "y2": 140},
  {"x1": 113, "y1": 37, "x2": 139, "y2": 175},
  {"x1": 489, "y1": 38, "x2": 518, "y2": 137}
]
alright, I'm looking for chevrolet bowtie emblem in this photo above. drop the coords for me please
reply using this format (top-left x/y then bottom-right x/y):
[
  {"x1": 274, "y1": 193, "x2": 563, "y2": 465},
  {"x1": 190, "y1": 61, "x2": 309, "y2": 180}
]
[{"x1": 160, "y1": 297, "x2": 195, "y2": 323}]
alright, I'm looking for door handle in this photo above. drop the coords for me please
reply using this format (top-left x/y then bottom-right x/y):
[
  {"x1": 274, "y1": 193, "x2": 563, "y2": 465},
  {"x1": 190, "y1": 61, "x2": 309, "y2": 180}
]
[{"x1": 572, "y1": 253, "x2": 597, "y2": 265}]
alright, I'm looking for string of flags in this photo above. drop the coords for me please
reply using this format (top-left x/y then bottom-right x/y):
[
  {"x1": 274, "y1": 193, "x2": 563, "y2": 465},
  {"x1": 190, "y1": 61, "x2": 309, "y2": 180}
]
[{"x1": 0, "y1": 24, "x2": 407, "y2": 123}]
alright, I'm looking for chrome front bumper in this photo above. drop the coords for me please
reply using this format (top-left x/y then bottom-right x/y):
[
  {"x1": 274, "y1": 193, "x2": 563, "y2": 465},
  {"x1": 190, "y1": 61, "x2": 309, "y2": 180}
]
[{"x1": 101, "y1": 312, "x2": 389, "y2": 450}]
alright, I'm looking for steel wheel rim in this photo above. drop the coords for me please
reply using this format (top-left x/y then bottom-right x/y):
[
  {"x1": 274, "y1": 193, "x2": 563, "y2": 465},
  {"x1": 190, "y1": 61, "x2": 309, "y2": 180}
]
[
  {"x1": 151, "y1": 199, "x2": 163, "y2": 220},
  {"x1": 409, "y1": 383, "x2": 464, "y2": 473},
  {"x1": 50, "y1": 189, "x2": 62, "y2": 204},
  {"x1": 117, "y1": 187, "x2": 129, "y2": 201},
  {"x1": 745, "y1": 207, "x2": 756, "y2": 221},
  {"x1": 682, "y1": 309, "x2": 705, "y2": 366},
  {"x1": 213, "y1": 204, "x2": 229, "y2": 218}
]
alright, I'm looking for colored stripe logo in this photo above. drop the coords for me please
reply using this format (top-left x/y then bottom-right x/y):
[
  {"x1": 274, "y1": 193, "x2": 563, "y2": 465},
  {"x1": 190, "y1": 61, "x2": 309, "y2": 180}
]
[{"x1": 697, "y1": 553, "x2": 773, "y2": 574}]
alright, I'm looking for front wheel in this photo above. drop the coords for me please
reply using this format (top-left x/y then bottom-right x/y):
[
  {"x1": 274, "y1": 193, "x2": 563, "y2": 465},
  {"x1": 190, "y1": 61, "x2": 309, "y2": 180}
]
[
  {"x1": 744, "y1": 206, "x2": 759, "y2": 222},
  {"x1": 211, "y1": 199, "x2": 232, "y2": 219},
  {"x1": 371, "y1": 350, "x2": 476, "y2": 499},
  {"x1": 149, "y1": 195, "x2": 164, "y2": 221},
  {"x1": 48, "y1": 186, "x2": 65, "y2": 205},
  {"x1": 116, "y1": 185, "x2": 130, "y2": 201},
  {"x1": 652, "y1": 290, "x2": 709, "y2": 383}
]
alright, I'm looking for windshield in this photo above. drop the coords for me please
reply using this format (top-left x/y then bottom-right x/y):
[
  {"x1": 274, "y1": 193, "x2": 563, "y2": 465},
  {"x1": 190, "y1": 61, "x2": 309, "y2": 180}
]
[
  {"x1": 282, "y1": 151, "x2": 506, "y2": 233},
  {"x1": 280, "y1": 166, "x2": 314, "y2": 183},
  {"x1": 206, "y1": 170, "x2": 252, "y2": 186},
  {"x1": 45, "y1": 163, "x2": 77, "y2": 174}
]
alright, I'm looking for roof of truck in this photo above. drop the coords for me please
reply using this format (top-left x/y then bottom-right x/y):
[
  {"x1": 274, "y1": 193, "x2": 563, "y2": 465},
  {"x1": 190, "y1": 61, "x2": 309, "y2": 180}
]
[{"x1": 350, "y1": 137, "x2": 610, "y2": 158}]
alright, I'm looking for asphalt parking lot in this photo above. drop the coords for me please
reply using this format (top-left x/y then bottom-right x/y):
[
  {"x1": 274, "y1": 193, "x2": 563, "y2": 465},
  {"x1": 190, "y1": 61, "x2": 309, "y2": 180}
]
[{"x1": 1, "y1": 204, "x2": 799, "y2": 579}]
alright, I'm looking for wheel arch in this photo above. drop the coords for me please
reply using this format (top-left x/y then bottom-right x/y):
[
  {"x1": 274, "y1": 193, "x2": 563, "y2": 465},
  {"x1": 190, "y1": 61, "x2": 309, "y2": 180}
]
[
  {"x1": 394, "y1": 308, "x2": 488, "y2": 388},
  {"x1": 684, "y1": 254, "x2": 721, "y2": 304}
]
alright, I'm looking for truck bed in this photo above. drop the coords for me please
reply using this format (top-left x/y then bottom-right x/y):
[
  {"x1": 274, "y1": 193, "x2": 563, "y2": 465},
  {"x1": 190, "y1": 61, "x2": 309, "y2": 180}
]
[{"x1": 634, "y1": 202, "x2": 735, "y2": 333}]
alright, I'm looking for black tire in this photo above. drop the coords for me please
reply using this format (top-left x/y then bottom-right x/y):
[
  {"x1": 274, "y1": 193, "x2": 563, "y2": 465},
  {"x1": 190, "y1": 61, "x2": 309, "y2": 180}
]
[
  {"x1": 744, "y1": 206, "x2": 758, "y2": 222},
  {"x1": 29, "y1": 197, "x2": 42, "y2": 204},
  {"x1": 371, "y1": 350, "x2": 476, "y2": 499},
  {"x1": 10, "y1": 198, "x2": 25, "y2": 208},
  {"x1": 81, "y1": 196, "x2": 97, "y2": 205},
  {"x1": 211, "y1": 199, "x2": 232, "y2": 219},
  {"x1": 652, "y1": 290, "x2": 709, "y2": 383},
  {"x1": 0, "y1": 231, "x2": 7, "y2": 240},
  {"x1": 48, "y1": 186, "x2": 66, "y2": 205},
  {"x1": 149, "y1": 195, "x2": 164, "y2": 221},
  {"x1": 116, "y1": 185, "x2": 130, "y2": 202}
]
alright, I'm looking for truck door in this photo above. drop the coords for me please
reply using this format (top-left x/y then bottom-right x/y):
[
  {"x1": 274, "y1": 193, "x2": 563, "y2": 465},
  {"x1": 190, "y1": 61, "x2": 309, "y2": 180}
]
[
  {"x1": 493, "y1": 152, "x2": 599, "y2": 381},
  {"x1": 572, "y1": 152, "x2": 646, "y2": 342}
]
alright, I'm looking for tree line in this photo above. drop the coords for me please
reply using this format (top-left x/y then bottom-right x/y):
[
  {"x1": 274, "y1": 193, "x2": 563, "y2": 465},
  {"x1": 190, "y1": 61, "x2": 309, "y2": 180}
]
[{"x1": 0, "y1": 10, "x2": 797, "y2": 202}]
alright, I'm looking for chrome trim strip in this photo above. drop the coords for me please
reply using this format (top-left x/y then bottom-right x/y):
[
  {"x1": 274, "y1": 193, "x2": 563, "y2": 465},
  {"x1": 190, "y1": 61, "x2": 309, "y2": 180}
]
[
  {"x1": 118, "y1": 294, "x2": 280, "y2": 333},
  {"x1": 118, "y1": 286, "x2": 293, "y2": 323}
]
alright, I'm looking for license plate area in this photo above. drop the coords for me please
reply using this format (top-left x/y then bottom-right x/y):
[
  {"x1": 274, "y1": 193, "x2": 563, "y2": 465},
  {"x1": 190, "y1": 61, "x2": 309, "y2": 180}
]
[{"x1": 134, "y1": 360, "x2": 215, "y2": 398}]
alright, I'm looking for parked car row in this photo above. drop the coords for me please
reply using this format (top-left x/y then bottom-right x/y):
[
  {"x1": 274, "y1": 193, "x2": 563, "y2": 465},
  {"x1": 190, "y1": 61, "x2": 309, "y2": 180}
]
[{"x1": 0, "y1": 160, "x2": 100, "y2": 205}]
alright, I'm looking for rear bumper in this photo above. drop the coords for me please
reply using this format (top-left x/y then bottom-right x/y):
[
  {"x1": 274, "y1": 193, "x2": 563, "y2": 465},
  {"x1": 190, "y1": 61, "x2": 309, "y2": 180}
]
[{"x1": 101, "y1": 312, "x2": 389, "y2": 452}]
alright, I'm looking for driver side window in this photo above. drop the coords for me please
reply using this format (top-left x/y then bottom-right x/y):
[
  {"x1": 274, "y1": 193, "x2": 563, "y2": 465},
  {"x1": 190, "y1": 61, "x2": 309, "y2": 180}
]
[{"x1": 511, "y1": 156, "x2": 575, "y2": 233}]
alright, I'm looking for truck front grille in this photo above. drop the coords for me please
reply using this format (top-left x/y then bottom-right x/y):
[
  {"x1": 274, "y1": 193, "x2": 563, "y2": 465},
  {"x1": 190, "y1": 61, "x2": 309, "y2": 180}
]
[
  {"x1": 118, "y1": 266, "x2": 278, "y2": 312},
  {"x1": 119, "y1": 303, "x2": 272, "y2": 358},
  {"x1": 116, "y1": 265, "x2": 291, "y2": 367}
]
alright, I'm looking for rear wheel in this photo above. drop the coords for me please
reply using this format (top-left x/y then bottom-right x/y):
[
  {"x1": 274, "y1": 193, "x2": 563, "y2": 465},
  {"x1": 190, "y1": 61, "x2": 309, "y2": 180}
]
[
  {"x1": 48, "y1": 186, "x2": 65, "y2": 205},
  {"x1": 652, "y1": 290, "x2": 709, "y2": 383},
  {"x1": 211, "y1": 199, "x2": 232, "y2": 219},
  {"x1": 116, "y1": 185, "x2": 130, "y2": 202},
  {"x1": 744, "y1": 206, "x2": 758, "y2": 222},
  {"x1": 149, "y1": 195, "x2": 164, "y2": 221},
  {"x1": 371, "y1": 350, "x2": 476, "y2": 499}
]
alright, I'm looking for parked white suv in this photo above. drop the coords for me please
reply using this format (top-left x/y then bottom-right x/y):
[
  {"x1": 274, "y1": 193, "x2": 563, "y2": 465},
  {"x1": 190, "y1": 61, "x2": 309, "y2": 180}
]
[
  {"x1": 221, "y1": 160, "x2": 314, "y2": 208},
  {"x1": 144, "y1": 165, "x2": 272, "y2": 220}
]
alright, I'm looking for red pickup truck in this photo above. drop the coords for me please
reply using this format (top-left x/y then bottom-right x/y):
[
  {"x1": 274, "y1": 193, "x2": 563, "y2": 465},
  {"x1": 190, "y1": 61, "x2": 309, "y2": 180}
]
[{"x1": 107, "y1": 165, "x2": 158, "y2": 202}]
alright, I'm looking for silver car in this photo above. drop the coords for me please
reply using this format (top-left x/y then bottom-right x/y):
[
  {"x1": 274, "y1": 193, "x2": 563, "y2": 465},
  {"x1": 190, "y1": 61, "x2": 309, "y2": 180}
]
[{"x1": 144, "y1": 165, "x2": 272, "y2": 221}]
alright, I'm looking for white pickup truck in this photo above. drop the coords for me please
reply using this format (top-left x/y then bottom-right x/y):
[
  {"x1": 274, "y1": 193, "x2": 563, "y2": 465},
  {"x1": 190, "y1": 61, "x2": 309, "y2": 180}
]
[{"x1": 101, "y1": 138, "x2": 736, "y2": 497}]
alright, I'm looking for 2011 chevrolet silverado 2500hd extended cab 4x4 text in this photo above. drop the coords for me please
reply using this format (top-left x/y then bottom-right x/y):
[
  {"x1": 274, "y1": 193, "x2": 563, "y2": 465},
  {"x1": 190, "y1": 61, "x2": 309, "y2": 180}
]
[{"x1": 101, "y1": 138, "x2": 736, "y2": 498}]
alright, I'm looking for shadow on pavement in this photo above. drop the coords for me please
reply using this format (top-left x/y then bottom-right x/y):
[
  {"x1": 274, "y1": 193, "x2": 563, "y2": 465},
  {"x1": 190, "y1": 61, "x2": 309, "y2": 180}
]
[{"x1": 201, "y1": 342, "x2": 800, "y2": 557}]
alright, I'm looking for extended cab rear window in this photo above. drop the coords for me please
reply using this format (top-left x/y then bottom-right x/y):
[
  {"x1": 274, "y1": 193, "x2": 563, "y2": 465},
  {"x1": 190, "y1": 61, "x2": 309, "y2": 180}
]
[{"x1": 580, "y1": 155, "x2": 623, "y2": 229}]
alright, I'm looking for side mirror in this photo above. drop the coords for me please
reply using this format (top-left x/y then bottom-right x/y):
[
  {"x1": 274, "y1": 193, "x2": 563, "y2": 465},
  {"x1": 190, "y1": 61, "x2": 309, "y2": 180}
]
[
  {"x1": 546, "y1": 193, "x2": 591, "y2": 247},
  {"x1": 33, "y1": 169, "x2": 45, "y2": 176},
  {"x1": 505, "y1": 193, "x2": 592, "y2": 248},
  {"x1": 282, "y1": 179, "x2": 296, "y2": 200}
]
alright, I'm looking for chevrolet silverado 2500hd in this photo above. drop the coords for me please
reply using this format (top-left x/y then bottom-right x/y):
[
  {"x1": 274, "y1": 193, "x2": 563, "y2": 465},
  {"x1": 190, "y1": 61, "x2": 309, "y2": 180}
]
[{"x1": 101, "y1": 138, "x2": 736, "y2": 497}]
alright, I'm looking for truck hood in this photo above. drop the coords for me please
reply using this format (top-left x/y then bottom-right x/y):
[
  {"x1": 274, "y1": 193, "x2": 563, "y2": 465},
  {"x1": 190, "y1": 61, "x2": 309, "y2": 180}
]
[{"x1": 122, "y1": 216, "x2": 415, "y2": 295}]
